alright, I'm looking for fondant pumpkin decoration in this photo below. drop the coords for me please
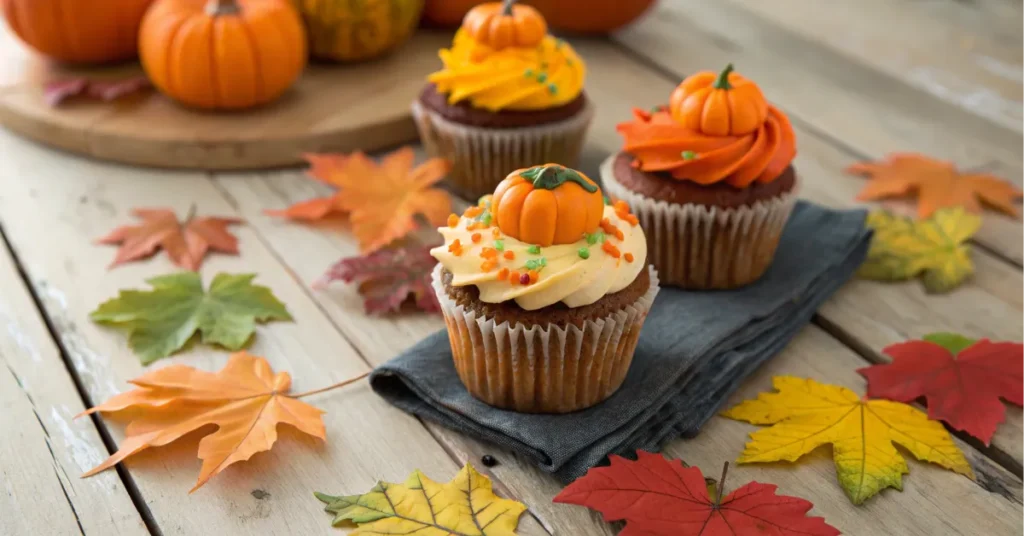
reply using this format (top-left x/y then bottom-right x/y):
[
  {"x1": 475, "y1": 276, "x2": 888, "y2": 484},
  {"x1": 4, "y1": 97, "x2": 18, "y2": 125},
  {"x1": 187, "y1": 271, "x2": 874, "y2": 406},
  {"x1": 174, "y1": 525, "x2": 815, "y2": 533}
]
[
  {"x1": 463, "y1": 0, "x2": 546, "y2": 50},
  {"x1": 139, "y1": 0, "x2": 307, "y2": 110},
  {"x1": 491, "y1": 164, "x2": 604, "y2": 247},
  {"x1": 669, "y1": 63, "x2": 768, "y2": 137},
  {"x1": 524, "y1": 0, "x2": 655, "y2": 34},
  {"x1": 1, "y1": 0, "x2": 155, "y2": 64},
  {"x1": 293, "y1": 0, "x2": 424, "y2": 62}
]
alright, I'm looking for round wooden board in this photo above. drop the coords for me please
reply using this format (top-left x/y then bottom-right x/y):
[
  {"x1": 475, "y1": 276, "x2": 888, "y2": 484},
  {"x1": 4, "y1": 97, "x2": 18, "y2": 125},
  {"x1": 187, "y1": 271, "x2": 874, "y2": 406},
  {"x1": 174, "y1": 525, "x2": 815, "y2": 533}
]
[{"x1": 0, "y1": 26, "x2": 450, "y2": 170}]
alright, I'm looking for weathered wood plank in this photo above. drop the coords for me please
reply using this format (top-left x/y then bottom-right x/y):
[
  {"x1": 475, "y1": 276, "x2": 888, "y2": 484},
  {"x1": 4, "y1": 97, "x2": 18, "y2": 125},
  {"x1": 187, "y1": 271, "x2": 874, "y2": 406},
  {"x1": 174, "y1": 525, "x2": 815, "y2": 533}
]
[
  {"x1": 616, "y1": 0, "x2": 1024, "y2": 265},
  {"x1": 0, "y1": 241, "x2": 147, "y2": 535},
  {"x1": 0, "y1": 130, "x2": 547, "y2": 536}
]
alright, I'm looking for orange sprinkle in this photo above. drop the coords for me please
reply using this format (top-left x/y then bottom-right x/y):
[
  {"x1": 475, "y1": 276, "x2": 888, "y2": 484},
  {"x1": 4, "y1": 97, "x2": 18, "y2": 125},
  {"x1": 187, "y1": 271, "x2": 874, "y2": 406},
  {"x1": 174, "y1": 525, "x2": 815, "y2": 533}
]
[
  {"x1": 491, "y1": 227, "x2": 502, "y2": 238},
  {"x1": 602, "y1": 241, "x2": 621, "y2": 258},
  {"x1": 447, "y1": 214, "x2": 459, "y2": 228},
  {"x1": 614, "y1": 200, "x2": 630, "y2": 214},
  {"x1": 600, "y1": 218, "x2": 625, "y2": 240},
  {"x1": 497, "y1": 267, "x2": 509, "y2": 280},
  {"x1": 528, "y1": 270, "x2": 539, "y2": 284},
  {"x1": 471, "y1": 233, "x2": 482, "y2": 243},
  {"x1": 624, "y1": 214, "x2": 639, "y2": 227},
  {"x1": 503, "y1": 250, "x2": 515, "y2": 260},
  {"x1": 624, "y1": 252, "x2": 634, "y2": 263},
  {"x1": 464, "y1": 206, "x2": 484, "y2": 218},
  {"x1": 447, "y1": 239, "x2": 463, "y2": 256},
  {"x1": 480, "y1": 247, "x2": 498, "y2": 259},
  {"x1": 481, "y1": 259, "x2": 498, "y2": 272},
  {"x1": 467, "y1": 222, "x2": 487, "y2": 231},
  {"x1": 509, "y1": 270, "x2": 521, "y2": 284}
]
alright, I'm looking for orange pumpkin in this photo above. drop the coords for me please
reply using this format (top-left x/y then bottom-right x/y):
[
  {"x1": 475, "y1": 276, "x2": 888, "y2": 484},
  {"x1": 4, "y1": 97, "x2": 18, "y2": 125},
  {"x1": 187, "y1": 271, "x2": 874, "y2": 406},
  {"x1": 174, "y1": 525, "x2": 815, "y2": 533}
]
[
  {"x1": 669, "y1": 63, "x2": 768, "y2": 137},
  {"x1": 524, "y1": 0, "x2": 654, "y2": 34},
  {"x1": 463, "y1": 0, "x2": 546, "y2": 50},
  {"x1": 1, "y1": 0, "x2": 155, "y2": 64},
  {"x1": 139, "y1": 0, "x2": 307, "y2": 110},
  {"x1": 491, "y1": 164, "x2": 604, "y2": 247}
]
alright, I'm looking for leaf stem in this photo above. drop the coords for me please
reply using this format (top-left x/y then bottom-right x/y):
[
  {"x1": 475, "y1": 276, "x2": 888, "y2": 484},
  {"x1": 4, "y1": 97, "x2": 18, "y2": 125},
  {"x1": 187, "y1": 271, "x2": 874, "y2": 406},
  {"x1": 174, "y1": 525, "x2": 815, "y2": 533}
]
[
  {"x1": 291, "y1": 371, "x2": 370, "y2": 399},
  {"x1": 716, "y1": 462, "x2": 729, "y2": 506},
  {"x1": 183, "y1": 204, "x2": 197, "y2": 224}
]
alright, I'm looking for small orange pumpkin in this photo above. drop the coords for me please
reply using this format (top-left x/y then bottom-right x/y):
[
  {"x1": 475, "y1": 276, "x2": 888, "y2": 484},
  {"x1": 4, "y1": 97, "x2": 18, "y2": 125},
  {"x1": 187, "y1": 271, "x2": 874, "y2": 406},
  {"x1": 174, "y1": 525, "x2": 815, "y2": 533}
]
[
  {"x1": 463, "y1": 0, "x2": 546, "y2": 50},
  {"x1": 139, "y1": 0, "x2": 307, "y2": 110},
  {"x1": 491, "y1": 164, "x2": 604, "y2": 247},
  {"x1": 669, "y1": 63, "x2": 768, "y2": 137}
]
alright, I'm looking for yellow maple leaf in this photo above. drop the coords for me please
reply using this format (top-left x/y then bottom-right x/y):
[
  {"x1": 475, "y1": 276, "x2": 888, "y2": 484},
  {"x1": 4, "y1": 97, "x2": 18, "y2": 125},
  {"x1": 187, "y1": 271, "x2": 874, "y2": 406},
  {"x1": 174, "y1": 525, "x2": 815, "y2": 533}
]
[
  {"x1": 859, "y1": 207, "x2": 980, "y2": 293},
  {"x1": 722, "y1": 376, "x2": 974, "y2": 505},
  {"x1": 315, "y1": 464, "x2": 526, "y2": 535}
]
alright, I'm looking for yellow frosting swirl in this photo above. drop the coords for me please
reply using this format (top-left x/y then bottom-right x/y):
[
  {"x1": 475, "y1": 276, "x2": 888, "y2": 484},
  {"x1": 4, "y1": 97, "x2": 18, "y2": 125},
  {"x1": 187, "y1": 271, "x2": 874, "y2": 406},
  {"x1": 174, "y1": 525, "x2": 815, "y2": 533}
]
[
  {"x1": 427, "y1": 29, "x2": 586, "y2": 112},
  {"x1": 431, "y1": 205, "x2": 646, "y2": 311}
]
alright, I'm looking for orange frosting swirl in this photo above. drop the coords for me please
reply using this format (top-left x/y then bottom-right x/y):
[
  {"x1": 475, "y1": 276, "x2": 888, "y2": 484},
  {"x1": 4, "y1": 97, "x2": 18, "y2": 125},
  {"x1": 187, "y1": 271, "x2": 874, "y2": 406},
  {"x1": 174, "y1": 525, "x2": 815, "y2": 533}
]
[{"x1": 616, "y1": 105, "x2": 797, "y2": 188}]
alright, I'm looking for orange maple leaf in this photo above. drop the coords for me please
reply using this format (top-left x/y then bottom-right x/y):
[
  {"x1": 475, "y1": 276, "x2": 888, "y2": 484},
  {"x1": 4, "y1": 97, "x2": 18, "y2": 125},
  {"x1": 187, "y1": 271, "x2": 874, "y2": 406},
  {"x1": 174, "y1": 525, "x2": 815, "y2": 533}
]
[
  {"x1": 266, "y1": 147, "x2": 452, "y2": 253},
  {"x1": 97, "y1": 207, "x2": 242, "y2": 270},
  {"x1": 79, "y1": 352, "x2": 365, "y2": 492},
  {"x1": 846, "y1": 153, "x2": 1022, "y2": 219}
]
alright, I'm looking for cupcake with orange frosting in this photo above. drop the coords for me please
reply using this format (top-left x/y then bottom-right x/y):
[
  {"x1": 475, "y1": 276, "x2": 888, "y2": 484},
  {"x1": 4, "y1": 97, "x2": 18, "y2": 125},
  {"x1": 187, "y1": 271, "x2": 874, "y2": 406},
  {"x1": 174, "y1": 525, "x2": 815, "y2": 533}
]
[
  {"x1": 601, "y1": 64, "x2": 798, "y2": 289},
  {"x1": 413, "y1": 1, "x2": 592, "y2": 199},
  {"x1": 431, "y1": 164, "x2": 659, "y2": 413}
]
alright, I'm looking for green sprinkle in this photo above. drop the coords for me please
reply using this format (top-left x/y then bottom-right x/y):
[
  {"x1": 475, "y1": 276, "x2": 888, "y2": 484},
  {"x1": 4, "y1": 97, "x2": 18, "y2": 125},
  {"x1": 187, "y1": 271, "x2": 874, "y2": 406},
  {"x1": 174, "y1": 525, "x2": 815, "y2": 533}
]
[
  {"x1": 527, "y1": 245, "x2": 541, "y2": 255},
  {"x1": 577, "y1": 247, "x2": 590, "y2": 259},
  {"x1": 537, "y1": 73, "x2": 548, "y2": 83},
  {"x1": 548, "y1": 84, "x2": 558, "y2": 94},
  {"x1": 540, "y1": 257, "x2": 547, "y2": 267},
  {"x1": 603, "y1": 195, "x2": 612, "y2": 206},
  {"x1": 494, "y1": 239, "x2": 505, "y2": 252},
  {"x1": 682, "y1": 150, "x2": 698, "y2": 160},
  {"x1": 586, "y1": 231, "x2": 605, "y2": 245},
  {"x1": 525, "y1": 259, "x2": 541, "y2": 270},
  {"x1": 524, "y1": 68, "x2": 534, "y2": 77},
  {"x1": 480, "y1": 212, "x2": 493, "y2": 225}
]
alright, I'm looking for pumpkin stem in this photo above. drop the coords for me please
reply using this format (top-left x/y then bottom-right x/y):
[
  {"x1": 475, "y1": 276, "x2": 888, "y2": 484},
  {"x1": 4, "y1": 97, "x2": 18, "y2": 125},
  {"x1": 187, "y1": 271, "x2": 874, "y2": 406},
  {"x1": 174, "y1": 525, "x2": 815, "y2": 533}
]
[
  {"x1": 520, "y1": 165, "x2": 598, "y2": 193},
  {"x1": 502, "y1": 0, "x2": 516, "y2": 16},
  {"x1": 206, "y1": 0, "x2": 241, "y2": 16},
  {"x1": 713, "y1": 64, "x2": 734, "y2": 90}
]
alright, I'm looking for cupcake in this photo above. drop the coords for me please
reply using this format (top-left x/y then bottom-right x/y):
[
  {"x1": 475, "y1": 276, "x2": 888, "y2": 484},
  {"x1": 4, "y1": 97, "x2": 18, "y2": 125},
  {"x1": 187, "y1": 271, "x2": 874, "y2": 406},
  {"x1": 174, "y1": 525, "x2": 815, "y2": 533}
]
[
  {"x1": 430, "y1": 164, "x2": 659, "y2": 413},
  {"x1": 601, "y1": 64, "x2": 798, "y2": 289},
  {"x1": 412, "y1": 1, "x2": 593, "y2": 199}
]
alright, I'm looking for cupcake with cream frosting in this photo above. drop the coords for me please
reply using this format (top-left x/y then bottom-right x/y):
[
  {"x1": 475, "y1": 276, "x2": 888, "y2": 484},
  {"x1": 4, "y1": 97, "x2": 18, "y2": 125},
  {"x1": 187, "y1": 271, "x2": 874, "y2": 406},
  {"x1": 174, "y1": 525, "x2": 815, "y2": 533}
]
[
  {"x1": 413, "y1": 1, "x2": 592, "y2": 199},
  {"x1": 601, "y1": 64, "x2": 798, "y2": 289},
  {"x1": 431, "y1": 164, "x2": 659, "y2": 413}
]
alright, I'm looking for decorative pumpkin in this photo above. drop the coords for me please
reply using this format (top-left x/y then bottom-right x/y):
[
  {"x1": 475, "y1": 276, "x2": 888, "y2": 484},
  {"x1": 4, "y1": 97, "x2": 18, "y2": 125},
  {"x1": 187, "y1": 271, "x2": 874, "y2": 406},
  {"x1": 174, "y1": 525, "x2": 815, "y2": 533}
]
[
  {"x1": 1, "y1": 0, "x2": 155, "y2": 64},
  {"x1": 292, "y1": 0, "x2": 424, "y2": 62},
  {"x1": 669, "y1": 63, "x2": 768, "y2": 137},
  {"x1": 421, "y1": 0, "x2": 481, "y2": 27},
  {"x1": 491, "y1": 164, "x2": 604, "y2": 247},
  {"x1": 524, "y1": 0, "x2": 654, "y2": 34},
  {"x1": 463, "y1": 0, "x2": 546, "y2": 50},
  {"x1": 139, "y1": 0, "x2": 307, "y2": 110}
]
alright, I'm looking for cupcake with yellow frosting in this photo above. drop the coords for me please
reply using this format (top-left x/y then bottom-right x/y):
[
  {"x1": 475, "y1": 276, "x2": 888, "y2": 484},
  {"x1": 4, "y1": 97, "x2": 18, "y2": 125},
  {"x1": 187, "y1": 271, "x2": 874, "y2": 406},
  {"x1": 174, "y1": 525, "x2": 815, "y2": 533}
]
[
  {"x1": 413, "y1": 1, "x2": 592, "y2": 199},
  {"x1": 431, "y1": 164, "x2": 659, "y2": 413},
  {"x1": 601, "y1": 64, "x2": 798, "y2": 289}
]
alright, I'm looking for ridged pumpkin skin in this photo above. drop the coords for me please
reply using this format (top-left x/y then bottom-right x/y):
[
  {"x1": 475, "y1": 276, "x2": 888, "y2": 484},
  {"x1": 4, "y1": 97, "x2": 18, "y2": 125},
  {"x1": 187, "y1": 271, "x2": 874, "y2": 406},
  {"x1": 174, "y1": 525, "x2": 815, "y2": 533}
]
[
  {"x1": 491, "y1": 165, "x2": 604, "y2": 247},
  {"x1": 670, "y1": 63, "x2": 768, "y2": 137},
  {"x1": 1, "y1": 0, "x2": 155, "y2": 64},
  {"x1": 462, "y1": 2, "x2": 546, "y2": 51},
  {"x1": 293, "y1": 0, "x2": 424, "y2": 62},
  {"x1": 139, "y1": 0, "x2": 307, "y2": 110}
]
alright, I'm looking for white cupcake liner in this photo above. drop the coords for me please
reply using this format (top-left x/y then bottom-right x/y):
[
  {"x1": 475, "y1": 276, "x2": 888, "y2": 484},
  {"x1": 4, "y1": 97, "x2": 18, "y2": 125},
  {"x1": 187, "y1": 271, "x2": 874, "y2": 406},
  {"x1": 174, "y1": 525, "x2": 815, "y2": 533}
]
[
  {"x1": 412, "y1": 99, "x2": 594, "y2": 200},
  {"x1": 431, "y1": 264, "x2": 660, "y2": 414},
  {"x1": 600, "y1": 154, "x2": 797, "y2": 289}
]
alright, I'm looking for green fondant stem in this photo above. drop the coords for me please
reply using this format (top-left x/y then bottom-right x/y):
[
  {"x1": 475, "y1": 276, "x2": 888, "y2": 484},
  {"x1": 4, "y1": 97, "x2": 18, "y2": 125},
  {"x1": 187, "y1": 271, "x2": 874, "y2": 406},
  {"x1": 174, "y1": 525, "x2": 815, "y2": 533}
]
[
  {"x1": 713, "y1": 63, "x2": 735, "y2": 90},
  {"x1": 502, "y1": 0, "x2": 516, "y2": 16},
  {"x1": 520, "y1": 165, "x2": 598, "y2": 193}
]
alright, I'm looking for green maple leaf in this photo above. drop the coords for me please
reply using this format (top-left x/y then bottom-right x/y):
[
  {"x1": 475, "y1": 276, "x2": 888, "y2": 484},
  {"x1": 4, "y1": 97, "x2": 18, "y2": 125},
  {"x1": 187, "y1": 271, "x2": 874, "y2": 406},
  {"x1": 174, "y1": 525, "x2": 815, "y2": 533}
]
[{"x1": 91, "y1": 273, "x2": 292, "y2": 364}]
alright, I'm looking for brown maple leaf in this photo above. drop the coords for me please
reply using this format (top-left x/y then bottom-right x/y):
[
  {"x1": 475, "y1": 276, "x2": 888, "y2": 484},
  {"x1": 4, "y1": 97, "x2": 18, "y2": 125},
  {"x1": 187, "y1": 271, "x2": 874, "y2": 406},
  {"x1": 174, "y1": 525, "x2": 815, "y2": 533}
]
[
  {"x1": 315, "y1": 243, "x2": 441, "y2": 315},
  {"x1": 97, "y1": 207, "x2": 242, "y2": 270},
  {"x1": 846, "y1": 153, "x2": 1022, "y2": 219},
  {"x1": 266, "y1": 147, "x2": 452, "y2": 254}
]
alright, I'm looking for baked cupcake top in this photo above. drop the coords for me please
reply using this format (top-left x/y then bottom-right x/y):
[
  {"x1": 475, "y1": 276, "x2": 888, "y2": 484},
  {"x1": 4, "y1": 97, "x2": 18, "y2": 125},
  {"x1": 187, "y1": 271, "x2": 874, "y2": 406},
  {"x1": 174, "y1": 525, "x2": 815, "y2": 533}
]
[
  {"x1": 427, "y1": 1, "x2": 586, "y2": 112},
  {"x1": 616, "y1": 64, "x2": 797, "y2": 188},
  {"x1": 431, "y1": 164, "x2": 646, "y2": 311}
]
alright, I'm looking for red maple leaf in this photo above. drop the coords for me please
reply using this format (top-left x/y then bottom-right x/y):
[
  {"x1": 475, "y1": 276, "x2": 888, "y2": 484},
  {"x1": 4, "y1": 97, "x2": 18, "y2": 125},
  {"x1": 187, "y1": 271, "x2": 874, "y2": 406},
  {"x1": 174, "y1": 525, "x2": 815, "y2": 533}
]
[
  {"x1": 859, "y1": 333, "x2": 1023, "y2": 444},
  {"x1": 45, "y1": 76, "x2": 152, "y2": 107},
  {"x1": 554, "y1": 451, "x2": 839, "y2": 536},
  {"x1": 315, "y1": 243, "x2": 441, "y2": 315},
  {"x1": 97, "y1": 207, "x2": 242, "y2": 271}
]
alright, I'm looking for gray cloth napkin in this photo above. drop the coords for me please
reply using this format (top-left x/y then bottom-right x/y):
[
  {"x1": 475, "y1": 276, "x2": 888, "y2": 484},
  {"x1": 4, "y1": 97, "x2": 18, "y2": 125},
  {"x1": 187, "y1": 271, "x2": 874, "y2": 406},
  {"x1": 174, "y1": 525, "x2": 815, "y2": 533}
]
[{"x1": 370, "y1": 201, "x2": 871, "y2": 482}]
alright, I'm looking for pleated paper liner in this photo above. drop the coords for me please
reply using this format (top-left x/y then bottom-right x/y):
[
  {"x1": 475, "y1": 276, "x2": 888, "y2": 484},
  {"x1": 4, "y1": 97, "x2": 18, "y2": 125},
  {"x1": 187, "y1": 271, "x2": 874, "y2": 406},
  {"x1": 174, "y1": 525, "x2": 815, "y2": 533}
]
[
  {"x1": 601, "y1": 155, "x2": 797, "y2": 289},
  {"x1": 431, "y1": 264, "x2": 660, "y2": 414},
  {"x1": 412, "y1": 100, "x2": 594, "y2": 200}
]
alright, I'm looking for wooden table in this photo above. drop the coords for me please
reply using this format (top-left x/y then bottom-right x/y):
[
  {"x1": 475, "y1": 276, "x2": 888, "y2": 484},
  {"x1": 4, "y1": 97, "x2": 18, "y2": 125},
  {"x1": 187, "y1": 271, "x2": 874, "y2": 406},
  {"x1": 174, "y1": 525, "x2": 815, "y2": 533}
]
[{"x1": 1, "y1": 1, "x2": 1021, "y2": 534}]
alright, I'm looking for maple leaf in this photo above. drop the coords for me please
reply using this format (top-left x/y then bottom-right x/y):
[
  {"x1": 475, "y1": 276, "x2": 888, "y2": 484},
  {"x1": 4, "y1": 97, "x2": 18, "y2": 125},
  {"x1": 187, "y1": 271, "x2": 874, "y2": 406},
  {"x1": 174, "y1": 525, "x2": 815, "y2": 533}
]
[
  {"x1": 97, "y1": 207, "x2": 242, "y2": 271},
  {"x1": 315, "y1": 243, "x2": 441, "y2": 315},
  {"x1": 722, "y1": 376, "x2": 974, "y2": 504},
  {"x1": 91, "y1": 273, "x2": 291, "y2": 364},
  {"x1": 45, "y1": 76, "x2": 153, "y2": 107},
  {"x1": 846, "y1": 153, "x2": 1022, "y2": 219},
  {"x1": 859, "y1": 207, "x2": 980, "y2": 293},
  {"x1": 859, "y1": 333, "x2": 1023, "y2": 445},
  {"x1": 315, "y1": 463, "x2": 526, "y2": 535},
  {"x1": 265, "y1": 147, "x2": 452, "y2": 254},
  {"x1": 554, "y1": 451, "x2": 839, "y2": 536},
  {"x1": 79, "y1": 352, "x2": 365, "y2": 492}
]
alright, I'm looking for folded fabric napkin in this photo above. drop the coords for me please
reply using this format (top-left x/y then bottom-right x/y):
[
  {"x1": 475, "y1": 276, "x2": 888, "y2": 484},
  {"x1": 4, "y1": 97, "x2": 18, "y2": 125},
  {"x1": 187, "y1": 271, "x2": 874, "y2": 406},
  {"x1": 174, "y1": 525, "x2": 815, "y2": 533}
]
[{"x1": 371, "y1": 201, "x2": 871, "y2": 482}]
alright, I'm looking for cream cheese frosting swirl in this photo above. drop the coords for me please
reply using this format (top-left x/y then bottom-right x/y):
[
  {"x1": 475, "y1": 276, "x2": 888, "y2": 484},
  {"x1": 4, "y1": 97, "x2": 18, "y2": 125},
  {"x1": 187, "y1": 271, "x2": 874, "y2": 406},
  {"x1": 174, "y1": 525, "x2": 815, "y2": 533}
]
[
  {"x1": 431, "y1": 200, "x2": 647, "y2": 311},
  {"x1": 427, "y1": 29, "x2": 586, "y2": 112}
]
